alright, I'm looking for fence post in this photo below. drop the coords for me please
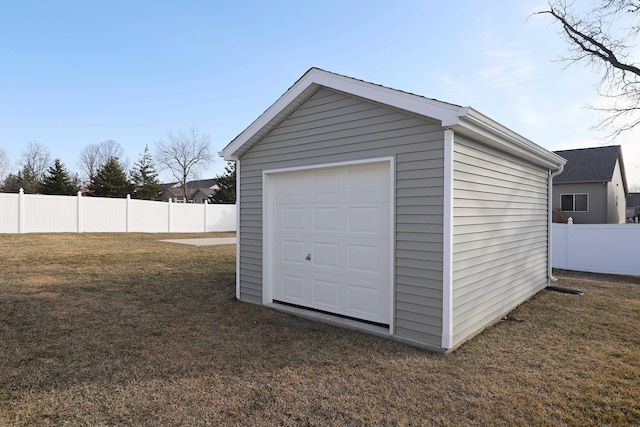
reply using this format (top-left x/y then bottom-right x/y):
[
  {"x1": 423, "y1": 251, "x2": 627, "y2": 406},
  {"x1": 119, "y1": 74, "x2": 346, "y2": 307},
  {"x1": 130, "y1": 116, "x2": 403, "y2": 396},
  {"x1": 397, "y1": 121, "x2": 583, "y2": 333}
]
[
  {"x1": 168, "y1": 198, "x2": 172, "y2": 233},
  {"x1": 77, "y1": 191, "x2": 83, "y2": 233},
  {"x1": 126, "y1": 194, "x2": 131, "y2": 233},
  {"x1": 18, "y1": 188, "x2": 25, "y2": 234},
  {"x1": 566, "y1": 217, "x2": 573, "y2": 270},
  {"x1": 203, "y1": 199, "x2": 208, "y2": 232}
]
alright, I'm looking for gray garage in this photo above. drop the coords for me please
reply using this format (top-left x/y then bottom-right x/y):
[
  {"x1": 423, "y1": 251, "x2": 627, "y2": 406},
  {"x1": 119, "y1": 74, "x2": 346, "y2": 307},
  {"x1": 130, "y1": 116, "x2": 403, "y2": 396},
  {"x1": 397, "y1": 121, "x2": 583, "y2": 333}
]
[{"x1": 220, "y1": 68, "x2": 566, "y2": 352}]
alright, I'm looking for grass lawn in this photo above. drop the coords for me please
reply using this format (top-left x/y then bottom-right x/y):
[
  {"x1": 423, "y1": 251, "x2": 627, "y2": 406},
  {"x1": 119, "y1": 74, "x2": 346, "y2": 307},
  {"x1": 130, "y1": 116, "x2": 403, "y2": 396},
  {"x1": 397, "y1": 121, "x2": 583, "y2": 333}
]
[{"x1": 0, "y1": 233, "x2": 639, "y2": 426}]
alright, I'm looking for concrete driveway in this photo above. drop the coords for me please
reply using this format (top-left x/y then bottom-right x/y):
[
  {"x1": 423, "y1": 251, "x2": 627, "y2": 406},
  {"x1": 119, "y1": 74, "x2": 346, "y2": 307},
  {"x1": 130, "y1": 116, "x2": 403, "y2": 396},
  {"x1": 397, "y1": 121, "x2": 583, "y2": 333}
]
[{"x1": 160, "y1": 237, "x2": 237, "y2": 246}]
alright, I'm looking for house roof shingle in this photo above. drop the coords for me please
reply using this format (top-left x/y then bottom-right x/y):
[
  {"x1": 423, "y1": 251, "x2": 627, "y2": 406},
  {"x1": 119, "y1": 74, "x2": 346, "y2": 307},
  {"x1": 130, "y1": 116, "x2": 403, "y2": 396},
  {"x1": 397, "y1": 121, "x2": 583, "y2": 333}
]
[{"x1": 553, "y1": 145, "x2": 621, "y2": 183}]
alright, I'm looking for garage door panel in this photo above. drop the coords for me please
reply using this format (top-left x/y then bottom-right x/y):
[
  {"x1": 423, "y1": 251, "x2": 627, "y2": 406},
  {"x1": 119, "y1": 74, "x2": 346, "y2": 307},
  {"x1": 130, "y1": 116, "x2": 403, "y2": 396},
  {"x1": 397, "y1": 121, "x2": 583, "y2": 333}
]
[
  {"x1": 311, "y1": 242, "x2": 340, "y2": 268},
  {"x1": 347, "y1": 164, "x2": 389, "y2": 199},
  {"x1": 348, "y1": 284, "x2": 380, "y2": 316},
  {"x1": 312, "y1": 207, "x2": 341, "y2": 233},
  {"x1": 347, "y1": 244, "x2": 380, "y2": 273},
  {"x1": 281, "y1": 208, "x2": 306, "y2": 231},
  {"x1": 271, "y1": 161, "x2": 391, "y2": 325},
  {"x1": 312, "y1": 169, "x2": 345, "y2": 199},
  {"x1": 282, "y1": 240, "x2": 306, "y2": 265},
  {"x1": 312, "y1": 278, "x2": 341, "y2": 308},
  {"x1": 281, "y1": 274, "x2": 307, "y2": 302},
  {"x1": 348, "y1": 206, "x2": 382, "y2": 234},
  {"x1": 280, "y1": 173, "x2": 307, "y2": 200}
]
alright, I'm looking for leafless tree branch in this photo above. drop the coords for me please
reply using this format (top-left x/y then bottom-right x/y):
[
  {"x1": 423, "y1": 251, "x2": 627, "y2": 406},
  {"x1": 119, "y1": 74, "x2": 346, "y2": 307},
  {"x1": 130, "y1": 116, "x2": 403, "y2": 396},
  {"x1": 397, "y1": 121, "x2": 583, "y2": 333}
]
[
  {"x1": 536, "y1": 0, "x2": 640, "y2": 139},
  {"x1": 155, "y1": 126, "x2": 214, "y2": 202}
]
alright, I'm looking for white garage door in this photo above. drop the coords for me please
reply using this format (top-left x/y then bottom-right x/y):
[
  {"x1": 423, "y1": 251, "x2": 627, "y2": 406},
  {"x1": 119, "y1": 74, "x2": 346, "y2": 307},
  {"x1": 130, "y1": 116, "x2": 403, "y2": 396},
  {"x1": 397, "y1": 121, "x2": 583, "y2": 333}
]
[{"x1": 270, "y1": 161, "x2": 392, "y2": 325}]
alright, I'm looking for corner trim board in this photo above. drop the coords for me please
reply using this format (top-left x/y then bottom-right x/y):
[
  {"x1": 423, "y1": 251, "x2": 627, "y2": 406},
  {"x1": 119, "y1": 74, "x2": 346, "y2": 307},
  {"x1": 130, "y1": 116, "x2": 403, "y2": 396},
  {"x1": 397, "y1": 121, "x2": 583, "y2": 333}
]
[
  {"x1": 441, "y1": 130, "x2": 454, "y2": 349},
  {"x1": 235, "y1": 160, "x2": 241, "y2": 300}
]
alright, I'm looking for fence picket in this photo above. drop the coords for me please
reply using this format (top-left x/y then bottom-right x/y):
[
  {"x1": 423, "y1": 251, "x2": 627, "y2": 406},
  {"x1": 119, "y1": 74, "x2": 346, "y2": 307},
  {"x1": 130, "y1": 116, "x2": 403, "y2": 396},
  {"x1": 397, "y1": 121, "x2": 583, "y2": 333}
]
[
  {"x1": 0, "y1": 191, "x2": 235, "y2": 234},
  {"x1": 552, "y1": 222, "x2": 640, "y2": 275}
]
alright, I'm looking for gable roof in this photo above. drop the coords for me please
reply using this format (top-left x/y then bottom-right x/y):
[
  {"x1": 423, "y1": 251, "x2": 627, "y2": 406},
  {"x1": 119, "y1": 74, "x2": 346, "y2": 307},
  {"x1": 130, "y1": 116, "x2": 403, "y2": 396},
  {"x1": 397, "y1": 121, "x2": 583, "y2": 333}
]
[
  {"x1": 219, "y1": 68, "x2": 565, "y2": 169},
  {"x1": 553, "y1": 146, "x2": 626, "y2": 187}
]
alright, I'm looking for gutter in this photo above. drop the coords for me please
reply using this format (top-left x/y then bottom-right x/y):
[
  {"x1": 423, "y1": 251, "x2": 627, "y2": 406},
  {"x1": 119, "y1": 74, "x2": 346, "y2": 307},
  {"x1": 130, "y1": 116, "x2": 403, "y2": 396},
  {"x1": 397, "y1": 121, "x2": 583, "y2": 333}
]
[{"x1": 548, "y1": 164, "x2": 565, "y2": 282}]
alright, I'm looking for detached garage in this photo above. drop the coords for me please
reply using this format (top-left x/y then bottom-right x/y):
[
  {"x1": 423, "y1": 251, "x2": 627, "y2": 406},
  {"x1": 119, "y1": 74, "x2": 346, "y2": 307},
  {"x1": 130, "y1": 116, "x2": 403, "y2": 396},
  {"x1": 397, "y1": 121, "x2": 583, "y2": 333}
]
[{"x1": 220, "y1": 68, "x2": 566, "y2": 352}]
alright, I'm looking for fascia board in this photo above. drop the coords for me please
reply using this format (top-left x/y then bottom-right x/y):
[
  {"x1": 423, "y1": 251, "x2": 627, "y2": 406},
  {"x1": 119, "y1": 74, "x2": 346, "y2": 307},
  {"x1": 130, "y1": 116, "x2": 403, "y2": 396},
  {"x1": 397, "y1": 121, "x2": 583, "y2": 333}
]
[
  {"x1": 219, "y1": 70, "x2": 322, "y2": 161},
  {"x1": 310, "y1": 70, "x2": 465, "y2": 125},
  {"x1": 454, "y1": 108, "x2": 566, "y2": 169}
]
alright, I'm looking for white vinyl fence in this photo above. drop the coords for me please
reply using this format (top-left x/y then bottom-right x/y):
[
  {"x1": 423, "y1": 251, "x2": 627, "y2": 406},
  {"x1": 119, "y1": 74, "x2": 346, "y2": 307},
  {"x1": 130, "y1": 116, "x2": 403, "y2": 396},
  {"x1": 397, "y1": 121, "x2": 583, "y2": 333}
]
[
  {"x1": 0, "y1": 190, "x2": 236, "y2": 234},
  {"x1": 552, "y1": 221, "x2": 640, "y2": 275}
]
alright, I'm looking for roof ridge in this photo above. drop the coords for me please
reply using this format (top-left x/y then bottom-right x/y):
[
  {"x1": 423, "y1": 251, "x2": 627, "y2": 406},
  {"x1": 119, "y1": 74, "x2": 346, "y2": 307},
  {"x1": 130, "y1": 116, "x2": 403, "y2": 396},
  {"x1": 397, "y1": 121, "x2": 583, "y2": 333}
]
[
  {"x1": 307, "y1": 67, "x2": 465, "y2": 109},
  {"x1": 554, "y1": 145, "x2": 620, "y2": 153}
]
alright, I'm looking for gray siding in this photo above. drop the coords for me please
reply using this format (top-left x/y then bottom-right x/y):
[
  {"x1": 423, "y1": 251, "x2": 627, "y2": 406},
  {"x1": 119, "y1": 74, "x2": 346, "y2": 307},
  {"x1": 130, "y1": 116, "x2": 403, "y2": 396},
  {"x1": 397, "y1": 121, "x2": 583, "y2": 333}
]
[
  {"x1": 607, "y1": 160, "x2": 626, "y2": 224},
  {"x1": 451, "y1": 136, "x2": 550, "y2": 346},
  {"x1": 553, "y1": 182, "x2": 606, "y2": 223},
  {"x1": 238, "y1": 87, "x2": 445, "y2": 346}
]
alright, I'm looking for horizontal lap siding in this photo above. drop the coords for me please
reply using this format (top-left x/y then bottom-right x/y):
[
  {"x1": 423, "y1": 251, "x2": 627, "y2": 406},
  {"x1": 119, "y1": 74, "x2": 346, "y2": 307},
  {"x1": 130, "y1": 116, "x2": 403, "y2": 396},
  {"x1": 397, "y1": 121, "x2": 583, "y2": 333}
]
[
  {"x1": 451, "y1": 136, "x2": 549, "y2": 346},
  {"x1": 238, "y1": 88, "x2": 445, "y2": 347}
]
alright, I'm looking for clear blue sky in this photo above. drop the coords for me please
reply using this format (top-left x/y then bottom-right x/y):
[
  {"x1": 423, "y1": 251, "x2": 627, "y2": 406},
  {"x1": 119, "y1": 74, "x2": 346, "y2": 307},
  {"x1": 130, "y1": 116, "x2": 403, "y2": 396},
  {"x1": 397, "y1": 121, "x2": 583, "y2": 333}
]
[{"x1": 1, "y1": 0, "x2": 638, "y2": 188}]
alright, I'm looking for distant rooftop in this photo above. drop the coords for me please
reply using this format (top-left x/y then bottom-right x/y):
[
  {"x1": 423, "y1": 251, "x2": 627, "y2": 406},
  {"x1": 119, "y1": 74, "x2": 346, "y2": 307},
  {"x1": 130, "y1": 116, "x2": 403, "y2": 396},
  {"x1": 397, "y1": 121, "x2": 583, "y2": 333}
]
[
  {"x1": 628, "y1": 192, "x2": 640, "y2": 208},
  {"x1": 553, "y1": 145, "x2": 621, "y2": 183}
]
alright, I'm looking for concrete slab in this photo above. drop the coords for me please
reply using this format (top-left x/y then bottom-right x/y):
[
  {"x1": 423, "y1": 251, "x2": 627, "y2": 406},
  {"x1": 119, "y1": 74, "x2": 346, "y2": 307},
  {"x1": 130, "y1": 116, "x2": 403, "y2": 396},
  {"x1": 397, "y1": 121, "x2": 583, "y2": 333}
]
[{"x1": 160, "y1": 237, "x2": 237, "y2": 246}]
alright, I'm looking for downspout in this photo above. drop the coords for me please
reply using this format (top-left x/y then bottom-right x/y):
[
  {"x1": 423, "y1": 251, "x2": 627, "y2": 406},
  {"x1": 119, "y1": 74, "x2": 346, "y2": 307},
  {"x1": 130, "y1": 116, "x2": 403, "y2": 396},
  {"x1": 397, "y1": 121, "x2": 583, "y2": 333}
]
[{"x1": 548, "y1": 164, "x2": 564, "y2": 282}]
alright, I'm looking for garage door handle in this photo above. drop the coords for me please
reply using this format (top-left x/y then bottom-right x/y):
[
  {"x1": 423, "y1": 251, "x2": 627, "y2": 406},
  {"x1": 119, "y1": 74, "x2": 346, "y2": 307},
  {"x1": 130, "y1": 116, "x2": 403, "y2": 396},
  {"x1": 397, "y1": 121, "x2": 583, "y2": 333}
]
[{"x1": 305, "y1": 254, "x2": 311, "y2": 261}]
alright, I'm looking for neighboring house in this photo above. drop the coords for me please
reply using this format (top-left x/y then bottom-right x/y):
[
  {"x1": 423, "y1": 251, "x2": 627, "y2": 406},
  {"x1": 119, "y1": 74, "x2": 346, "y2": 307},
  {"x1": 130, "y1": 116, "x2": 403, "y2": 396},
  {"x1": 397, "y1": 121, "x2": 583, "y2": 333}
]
[
  {"x1": 219, "y1": 68, "x2": 565, "y2": 352},
  {"x1": 627, "y1": 192, "x2": 640, "y2": 221},
  {"x1": 553, "y1": 146, "x2": 628, "y2": 224},
  {"x1": 164, "y1": 178, "x2": 219, "y2": 203}
]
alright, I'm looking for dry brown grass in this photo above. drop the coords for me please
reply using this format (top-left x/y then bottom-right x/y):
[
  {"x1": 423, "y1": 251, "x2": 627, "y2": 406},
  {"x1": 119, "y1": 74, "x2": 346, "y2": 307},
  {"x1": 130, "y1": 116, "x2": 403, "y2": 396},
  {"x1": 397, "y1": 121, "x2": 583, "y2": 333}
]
[{"x1": 1, "y1": 233, "x2": 639, "y2": 426}]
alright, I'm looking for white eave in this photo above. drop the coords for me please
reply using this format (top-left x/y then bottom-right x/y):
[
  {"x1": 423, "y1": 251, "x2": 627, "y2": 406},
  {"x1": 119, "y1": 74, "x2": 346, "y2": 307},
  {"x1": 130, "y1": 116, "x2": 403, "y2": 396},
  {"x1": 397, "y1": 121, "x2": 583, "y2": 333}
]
[{"x1": 219, "y1": 68, "x2": 566, "y2": 170}]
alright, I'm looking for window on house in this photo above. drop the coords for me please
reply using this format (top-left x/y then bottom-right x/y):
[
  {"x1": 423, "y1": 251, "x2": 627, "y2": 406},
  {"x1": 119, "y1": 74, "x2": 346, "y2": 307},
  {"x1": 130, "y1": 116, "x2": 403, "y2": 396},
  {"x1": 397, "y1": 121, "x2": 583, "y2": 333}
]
[{"x1": 561, "y1": 194, "x2": 588, "y2": 212}]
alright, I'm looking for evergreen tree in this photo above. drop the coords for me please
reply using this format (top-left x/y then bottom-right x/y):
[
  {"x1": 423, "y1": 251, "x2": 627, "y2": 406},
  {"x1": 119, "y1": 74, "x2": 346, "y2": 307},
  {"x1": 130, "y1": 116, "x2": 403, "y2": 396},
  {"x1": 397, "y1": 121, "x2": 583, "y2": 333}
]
[
  {"x1": 88, "y1": 157, "x2": 133, "y2": 198},
  {"x1": 130, "y1": 145, "x2": 164, "y2": 200},
  {"x1": 39, "y1": 159, "x2": 81, "y2": 195},
  {"x1": 1, "y1": 172, "x2": 23, "y2": 193},
  {"x1": 15, "y1": 165, "x2": 40, "y2": 194},
  {"x1": 209, "y1": 162, "x2": 236, "y2": 204}
]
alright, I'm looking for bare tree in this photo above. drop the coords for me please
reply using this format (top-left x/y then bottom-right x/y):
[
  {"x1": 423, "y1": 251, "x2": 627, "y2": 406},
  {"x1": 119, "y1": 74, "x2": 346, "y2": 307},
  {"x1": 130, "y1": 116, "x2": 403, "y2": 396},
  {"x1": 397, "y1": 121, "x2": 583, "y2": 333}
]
[
  {"x1": 0, "y1": 147, "x2": 10, "y2": 185},
  {"x1": 537, "y1": 1, "x2": 640, "y2": 138},
  {"x1": 155, "y1": 126, "x2": 214, "y2": 202},
  {"x1": 22, "y1": 141, "x2": 51, "y2": 181},
  {"x1": 15, "y1": 141, "x2": 51, "y2": 193},
  {"x1": 78, "y1": 140, "x2": 126, "y2": 181},
  {"x1": 97, "y1": 140, "x2": 125, "y2": 166},
  {"x1": 78, "y1": 143, "x2": 101, "y2": 181}
]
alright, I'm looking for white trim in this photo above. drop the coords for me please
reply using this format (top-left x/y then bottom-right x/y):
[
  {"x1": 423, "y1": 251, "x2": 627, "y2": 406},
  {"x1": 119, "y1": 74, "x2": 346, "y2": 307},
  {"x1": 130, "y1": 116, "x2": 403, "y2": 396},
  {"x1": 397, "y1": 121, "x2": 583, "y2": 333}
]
[
  {"x1": 388, "y1": 157, "x2": 396, "y2": 335},
  {"x1": 262, "y1": 167, "x2": 274, "y2": 304},
  {"x1": 263, "y1": 157, "x2": 393, "y2": 175},
  {"x1": 548, "y1": 164, "x2": 564, "y2": 283},
  {"x1": 235, "y1": 160, "x2": 241, "y2": 301},
  {"x1": 262, "y1": 157, "x2": 395, "y2": 330},
  {"x1": 441, "y1": 130, "x2": 454, "y2": 350},
  {"x1": 219, "y1": 68, "x2": 566, "y2": 170}
]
